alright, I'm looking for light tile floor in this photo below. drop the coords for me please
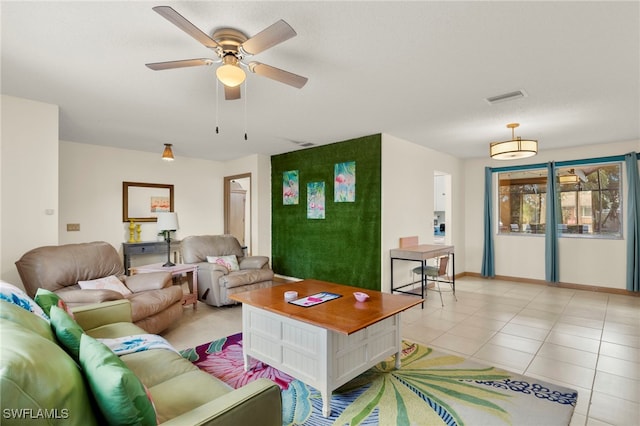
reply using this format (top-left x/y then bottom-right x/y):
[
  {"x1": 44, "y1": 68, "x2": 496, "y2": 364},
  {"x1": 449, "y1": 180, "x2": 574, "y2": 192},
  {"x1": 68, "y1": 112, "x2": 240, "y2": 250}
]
[{"x1": 162, "y1": 277, "x2": 640, "y2": 426}]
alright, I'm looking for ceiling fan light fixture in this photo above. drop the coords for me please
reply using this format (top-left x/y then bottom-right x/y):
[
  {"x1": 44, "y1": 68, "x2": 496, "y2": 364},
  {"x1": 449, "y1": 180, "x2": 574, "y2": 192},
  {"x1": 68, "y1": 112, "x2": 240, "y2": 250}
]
[
  {"x1": 162, "y1": 143, "x2": 175, "y2": 161},
  {"x1": 216, "y1": 55, "x2": 246, "y2": 87},
  {"x1": 489, "y1": 123, "x2": 538, "y2": 160}
]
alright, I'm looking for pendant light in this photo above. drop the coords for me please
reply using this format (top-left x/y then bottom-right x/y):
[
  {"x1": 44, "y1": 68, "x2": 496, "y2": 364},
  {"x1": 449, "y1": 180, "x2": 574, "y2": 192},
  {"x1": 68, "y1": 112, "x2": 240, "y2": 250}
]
[
  {"x1": 489, "y1": 123, "x2": 538, "y2": 160},
  {"x1": 162, "y1": 143, "x2": 175, "y2": 161}
]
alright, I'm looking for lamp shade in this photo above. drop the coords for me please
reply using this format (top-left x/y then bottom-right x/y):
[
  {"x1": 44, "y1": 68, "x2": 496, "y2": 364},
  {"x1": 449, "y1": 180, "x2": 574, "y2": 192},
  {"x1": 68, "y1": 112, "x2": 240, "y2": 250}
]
[
  {"x1": 216, "y1": 55, "x2": 246, "y2": 87},
  {"x1": 559, "y1": 174, "x2": 579, "y2": 184},
  {"x1": 489, "y1": 138, "x2": 538, "y2": 160},
  {"x1": 162, "y1": 144, "x2": 174, "y2": 161},
  {"x1": 157, "y1": 212, "x2": 179, "y2": 231},
  {"x1": 489, "y1": 123, "x2": 538, "y2": 160}
]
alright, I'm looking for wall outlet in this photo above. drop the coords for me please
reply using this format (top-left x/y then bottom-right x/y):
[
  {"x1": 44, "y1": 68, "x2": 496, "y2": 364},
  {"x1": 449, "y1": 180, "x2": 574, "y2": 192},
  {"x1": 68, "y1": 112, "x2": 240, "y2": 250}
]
[{"x1": 67, "y1": 223, "x2": 80, "y2": 231}]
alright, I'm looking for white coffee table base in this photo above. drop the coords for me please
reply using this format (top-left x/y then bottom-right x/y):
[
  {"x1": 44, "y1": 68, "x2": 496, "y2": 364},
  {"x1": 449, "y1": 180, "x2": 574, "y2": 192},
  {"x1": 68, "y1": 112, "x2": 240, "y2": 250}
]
[{"x1": 241, "y1": 304, "x2": 402, "y2": 417}]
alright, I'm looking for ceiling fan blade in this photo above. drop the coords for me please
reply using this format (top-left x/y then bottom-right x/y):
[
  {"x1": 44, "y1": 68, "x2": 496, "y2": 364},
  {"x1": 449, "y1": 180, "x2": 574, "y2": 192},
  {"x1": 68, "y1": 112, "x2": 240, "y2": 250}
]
[
  {"x1": 240, "y1": 20, "x2": 296, "y2": 55},
  {"x1": 248, "y1": 62, "x2": 308, "y2": 89},
  {"x1": 152, "y1": 6, "x2": 219, "y2": 49},
  {"x1": 146, "y1": 58, "x2": 215, "y2": 71},
  {"x1": 224, "y1": 85, "x2": 241, "y2": 100}
]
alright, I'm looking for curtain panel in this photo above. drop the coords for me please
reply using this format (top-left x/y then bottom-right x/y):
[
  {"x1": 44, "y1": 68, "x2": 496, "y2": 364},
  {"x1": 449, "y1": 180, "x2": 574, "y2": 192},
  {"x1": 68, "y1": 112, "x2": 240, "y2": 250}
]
[
  {"x1": 481, "y1": 167, "x2": 495, "y2": 277},
  {"x1": 625, "y1": 152, "x2": 640, "y2": 292},
  {"x1": 545, "y1": 162, "x2": 560, "y2": 282}
]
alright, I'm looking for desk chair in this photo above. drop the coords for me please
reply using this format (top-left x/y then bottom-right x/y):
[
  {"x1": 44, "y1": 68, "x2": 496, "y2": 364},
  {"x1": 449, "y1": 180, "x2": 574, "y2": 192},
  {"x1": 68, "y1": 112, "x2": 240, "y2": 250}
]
[{"x1": 412, "y1": 255, "x2": 456, "y2": 306}]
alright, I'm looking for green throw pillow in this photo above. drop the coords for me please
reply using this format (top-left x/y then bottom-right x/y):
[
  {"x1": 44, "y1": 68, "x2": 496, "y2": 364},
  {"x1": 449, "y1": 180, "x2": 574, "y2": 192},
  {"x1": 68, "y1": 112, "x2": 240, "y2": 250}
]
[
  {"x1": 50, "y1": 305, "x2": 84, "y2": 360},
  {"x1": 0, "y1": 319, "x2": 98, "y2": 426},
  {"x1": 79, "y1": 334, "x2": 157, "y2": 426},
  {"x1": 34, "y1": 287, "x2": 74, "y2": 318}
]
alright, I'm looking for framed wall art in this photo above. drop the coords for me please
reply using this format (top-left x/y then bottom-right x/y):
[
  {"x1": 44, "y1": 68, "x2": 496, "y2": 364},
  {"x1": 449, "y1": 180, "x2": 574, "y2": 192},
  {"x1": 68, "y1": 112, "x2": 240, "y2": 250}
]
[
  {"x1": 334, "y1": 161, "x2": 356, "y2": 202},
  {"x1": 283, "y1": 170, "x2": 299, "y2": 205},
  {"x1": 307, "y1": 181, "x2": 325, "y2": 219}
]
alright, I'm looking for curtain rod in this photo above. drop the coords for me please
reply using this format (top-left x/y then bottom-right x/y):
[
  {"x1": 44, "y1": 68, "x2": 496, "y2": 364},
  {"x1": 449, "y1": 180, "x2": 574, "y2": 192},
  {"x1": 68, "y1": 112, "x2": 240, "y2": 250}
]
[{"x1": 490, "y1": 152, "x2": 638, "y2": 173}]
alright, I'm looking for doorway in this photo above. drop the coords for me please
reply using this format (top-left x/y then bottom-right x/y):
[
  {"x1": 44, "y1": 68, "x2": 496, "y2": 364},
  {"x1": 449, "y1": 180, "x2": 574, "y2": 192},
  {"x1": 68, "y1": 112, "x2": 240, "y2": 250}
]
[
  {"x1": 224, "y1": 173, "x2": 251, "y2": 254},
  {"x1": 434, "y1": 171, "x2": 451, "y2": 245}
]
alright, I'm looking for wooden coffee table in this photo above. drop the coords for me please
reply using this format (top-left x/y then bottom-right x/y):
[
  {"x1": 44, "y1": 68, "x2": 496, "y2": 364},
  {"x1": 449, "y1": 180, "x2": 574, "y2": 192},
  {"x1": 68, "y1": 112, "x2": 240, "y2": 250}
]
[{"x1": 229, "y1": 279, "x2": 422, "y2": 417}]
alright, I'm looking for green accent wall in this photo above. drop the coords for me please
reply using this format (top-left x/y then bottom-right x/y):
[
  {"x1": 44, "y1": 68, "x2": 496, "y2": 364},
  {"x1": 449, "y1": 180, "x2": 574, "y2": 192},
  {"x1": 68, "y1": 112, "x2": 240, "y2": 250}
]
[{"x1": 271, "y1": 134, "x2": 382, "y2": 290}]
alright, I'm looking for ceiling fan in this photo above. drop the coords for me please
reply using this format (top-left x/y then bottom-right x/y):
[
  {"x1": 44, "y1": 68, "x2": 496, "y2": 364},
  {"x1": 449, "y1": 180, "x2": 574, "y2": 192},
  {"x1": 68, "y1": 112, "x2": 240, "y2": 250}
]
[{"x1": 146, "y1": 6, "x2": 308, "y2": 100}]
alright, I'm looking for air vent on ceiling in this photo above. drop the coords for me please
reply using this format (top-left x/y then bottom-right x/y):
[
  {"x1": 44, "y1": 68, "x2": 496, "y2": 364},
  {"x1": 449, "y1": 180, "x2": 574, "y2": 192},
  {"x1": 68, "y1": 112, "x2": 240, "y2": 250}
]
[
  {"x1": 291, "y1": 140, "x2": 315, "y2": 148},
  {"x1": 485, "y1": 90, "x2": 528, "y2": 105}
]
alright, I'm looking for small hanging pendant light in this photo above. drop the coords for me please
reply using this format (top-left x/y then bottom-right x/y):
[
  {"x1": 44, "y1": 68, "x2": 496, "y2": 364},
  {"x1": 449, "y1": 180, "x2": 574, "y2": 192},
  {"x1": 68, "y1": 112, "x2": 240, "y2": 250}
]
[{"x1": 161, "y1": 143, "x2": 175, "y2": 161}]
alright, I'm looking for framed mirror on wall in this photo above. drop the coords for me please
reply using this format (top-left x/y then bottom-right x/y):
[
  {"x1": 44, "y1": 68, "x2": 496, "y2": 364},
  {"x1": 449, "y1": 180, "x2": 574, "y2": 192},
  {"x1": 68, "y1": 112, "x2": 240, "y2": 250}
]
[{"x1": 122, "y1": 181, "x2": 174, "y2": 222}]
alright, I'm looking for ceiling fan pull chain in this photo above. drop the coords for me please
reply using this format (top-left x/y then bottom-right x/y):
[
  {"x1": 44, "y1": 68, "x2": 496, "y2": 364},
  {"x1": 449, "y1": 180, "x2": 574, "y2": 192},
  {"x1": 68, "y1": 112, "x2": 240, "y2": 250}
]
[
  {"x1": 244, "y1": 79, "x2": 248, "y2": 141},
  {"x1": 215, "y1": 80, "x2": 220, "y2": 134}
]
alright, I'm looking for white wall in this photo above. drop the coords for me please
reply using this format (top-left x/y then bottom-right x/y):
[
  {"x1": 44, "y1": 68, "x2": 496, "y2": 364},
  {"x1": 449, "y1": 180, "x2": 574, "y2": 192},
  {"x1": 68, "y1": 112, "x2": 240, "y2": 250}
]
[
  {"x1": 223, "y1": 154, "x2": 272, "y2": 259},
  {"x1": 464, "y1": 139, "x2": 640, "y2": 289},
  {"x1": 1, "y1": 96, "x2": 59, "y2": 287},
  {"x1": 381, "y1": 133, "x2": 465, "y2": 293},
  {"x1": 6, "y1": 94, "x2": 638, "y2": 292},
  {"x1": 59, "y1": 141, "x2": 226, "y2": 260},
  {"x1": 2, "y1": 96, "x2": 271, "y2": 289}
]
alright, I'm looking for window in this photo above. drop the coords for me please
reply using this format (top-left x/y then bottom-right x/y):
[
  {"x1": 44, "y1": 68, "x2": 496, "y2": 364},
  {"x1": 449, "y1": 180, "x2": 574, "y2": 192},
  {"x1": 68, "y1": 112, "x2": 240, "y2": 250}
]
[
  {"x1": 498, "y1": 163, "x2": 621, "y2": 238},
  {"x1": 557, "y1": 164, "x2": 621, "y2": 236},
  {"x1": 498, "y1": 169, "x2": 547, "y2": 234}
]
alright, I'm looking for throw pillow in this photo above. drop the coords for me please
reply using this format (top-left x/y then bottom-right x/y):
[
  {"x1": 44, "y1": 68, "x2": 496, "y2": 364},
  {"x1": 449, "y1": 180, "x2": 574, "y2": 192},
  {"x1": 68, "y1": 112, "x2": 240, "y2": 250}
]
[
  {"x1": 206, "y1": 255, "x2": 240, "y2": 272},
  {"x1": 0, "y1": 280, "x2": 49, "y2": 322},
  {"x1": 79, "y1": 334, "x2": 157, "y2": 426},
  {"x1": 0, "y1": 320, "x2": 98, "y2": 424},
  {"x1": 78, "y1": 275, "x2": 132, "y2": 296},
  {"x1": 34, "y1": 288, "x2": 75, "y2": 318},
  {"x1": 50, "y1": 305, "x2": 84, "y2": 361}
]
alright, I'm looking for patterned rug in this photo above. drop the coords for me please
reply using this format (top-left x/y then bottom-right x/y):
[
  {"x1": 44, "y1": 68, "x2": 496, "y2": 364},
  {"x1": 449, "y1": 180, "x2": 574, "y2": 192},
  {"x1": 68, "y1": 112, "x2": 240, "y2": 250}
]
[{"x1": 181, "y1": 333, "x2": 577, "y2": 425}]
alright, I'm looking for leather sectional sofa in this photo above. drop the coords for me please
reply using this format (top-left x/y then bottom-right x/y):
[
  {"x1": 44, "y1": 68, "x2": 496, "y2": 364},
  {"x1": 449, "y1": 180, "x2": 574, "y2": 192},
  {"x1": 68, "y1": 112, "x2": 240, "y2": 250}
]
[{"x1": 15, "y1": 241, "x2": 183, "y2": 334}]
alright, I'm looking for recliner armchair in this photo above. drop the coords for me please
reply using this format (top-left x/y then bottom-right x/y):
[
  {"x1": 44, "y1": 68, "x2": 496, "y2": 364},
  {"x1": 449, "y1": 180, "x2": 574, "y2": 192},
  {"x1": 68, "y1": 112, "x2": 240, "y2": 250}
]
[
  {"x1": 180, "y1": 235, "x2": 274, "y2": 307},
  {"x1": 15, "y1": 241, "x2": 183, "y2": 334}
]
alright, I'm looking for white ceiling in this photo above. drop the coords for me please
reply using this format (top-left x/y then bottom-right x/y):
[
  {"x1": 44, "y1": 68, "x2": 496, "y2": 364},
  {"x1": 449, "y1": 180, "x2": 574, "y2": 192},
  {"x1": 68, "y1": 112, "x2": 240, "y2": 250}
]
[{"x1": 2, "y1": 1, "x2": 639, "y2": 162}]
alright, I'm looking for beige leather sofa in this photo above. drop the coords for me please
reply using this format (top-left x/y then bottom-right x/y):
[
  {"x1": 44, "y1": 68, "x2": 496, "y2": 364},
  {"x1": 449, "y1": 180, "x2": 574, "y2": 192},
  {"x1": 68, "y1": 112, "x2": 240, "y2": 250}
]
[
  {"x1": 181, "y1": 235, "x2": 274, "y2": 307},
  {"x1": 15, "y1": 241, "x2": 183, "y2": 334}
]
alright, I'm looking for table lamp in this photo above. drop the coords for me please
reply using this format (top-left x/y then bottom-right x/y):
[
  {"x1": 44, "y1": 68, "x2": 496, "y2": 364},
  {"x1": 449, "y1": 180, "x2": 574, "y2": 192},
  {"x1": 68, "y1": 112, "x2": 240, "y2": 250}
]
[{"x1": 157, "y1": 212, "x2": 179, "y2": 267}]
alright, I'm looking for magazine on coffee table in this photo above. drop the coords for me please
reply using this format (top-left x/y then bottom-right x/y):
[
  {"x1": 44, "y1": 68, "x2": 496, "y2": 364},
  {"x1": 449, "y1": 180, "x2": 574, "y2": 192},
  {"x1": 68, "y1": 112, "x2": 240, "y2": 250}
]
[{"x1": 289, "y1": 292, "x2": 342, "y2": 307}]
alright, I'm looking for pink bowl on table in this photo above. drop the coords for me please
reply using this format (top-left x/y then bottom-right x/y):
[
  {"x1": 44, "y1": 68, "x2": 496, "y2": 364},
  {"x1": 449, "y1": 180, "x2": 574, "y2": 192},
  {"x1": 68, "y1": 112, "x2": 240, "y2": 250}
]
[{"x1": 353, "y1": 292, "x2": 369, "y2": 302}]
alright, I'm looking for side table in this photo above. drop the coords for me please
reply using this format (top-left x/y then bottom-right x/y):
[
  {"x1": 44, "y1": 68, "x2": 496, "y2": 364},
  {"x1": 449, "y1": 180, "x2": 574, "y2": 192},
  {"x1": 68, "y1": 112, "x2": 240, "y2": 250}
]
[
  {"x1": 122, "y1": 241, "x2": 181, "y2": 275},
  {"x1": 130, "y1": 263, "x2": 198, "y2": 310}
]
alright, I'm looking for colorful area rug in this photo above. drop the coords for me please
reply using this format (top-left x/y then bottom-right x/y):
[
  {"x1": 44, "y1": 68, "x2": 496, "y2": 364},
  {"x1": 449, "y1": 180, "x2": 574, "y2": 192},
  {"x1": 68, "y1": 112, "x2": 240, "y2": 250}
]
[{"x1": 181, "y1": 333, "x2": 577, "y2": 425}]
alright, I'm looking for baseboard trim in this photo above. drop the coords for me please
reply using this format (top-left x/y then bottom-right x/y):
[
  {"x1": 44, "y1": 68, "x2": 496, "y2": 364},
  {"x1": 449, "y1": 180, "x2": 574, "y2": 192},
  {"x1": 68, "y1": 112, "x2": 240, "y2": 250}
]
[
  {"x1": 275, "y1": 272, "x2": 638, "y2": 297},
  {"x1": 462, "y1": 272, "x2": 639, "y2": 297},
  {"x1": 273, "y1": 274, "x2": 303, "y2": 283}
]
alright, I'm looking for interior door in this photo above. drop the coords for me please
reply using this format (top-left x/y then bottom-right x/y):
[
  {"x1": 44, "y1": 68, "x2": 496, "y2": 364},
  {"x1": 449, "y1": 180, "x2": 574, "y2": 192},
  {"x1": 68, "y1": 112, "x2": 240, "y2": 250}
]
[
  {"x1": 229, "y1": 181, "x2": 246, "y2": 246},
  {"x1": 224, "y1": 173, "x2": 251, "y2": 254}
]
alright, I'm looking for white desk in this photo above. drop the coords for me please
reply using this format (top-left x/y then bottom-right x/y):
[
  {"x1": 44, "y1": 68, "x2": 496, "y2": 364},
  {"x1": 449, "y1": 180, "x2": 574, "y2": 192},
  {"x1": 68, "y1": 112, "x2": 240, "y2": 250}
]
[{"x1": 390, "y1": 244, "x2": 455, "y2": 308}]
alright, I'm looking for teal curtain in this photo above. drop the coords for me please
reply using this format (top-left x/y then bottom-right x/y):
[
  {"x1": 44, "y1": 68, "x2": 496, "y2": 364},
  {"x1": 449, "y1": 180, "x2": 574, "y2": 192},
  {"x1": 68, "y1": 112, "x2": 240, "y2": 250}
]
[
  {"x1": 625, "y1": 152, "x2": 640, "y2": 292},
  {"x1": 481, "y1": 167, "x2": 495, "y2": 277},
  {"x1": 545, "y1": 162, "x2": 559, "y2": 282}
]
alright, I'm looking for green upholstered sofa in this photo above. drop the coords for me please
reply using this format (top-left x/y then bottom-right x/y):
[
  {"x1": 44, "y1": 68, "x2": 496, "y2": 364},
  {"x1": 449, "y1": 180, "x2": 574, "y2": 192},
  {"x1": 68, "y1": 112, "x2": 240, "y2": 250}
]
[{"x1": 0, "y1": 282, "x2": 282, "y2": 425}]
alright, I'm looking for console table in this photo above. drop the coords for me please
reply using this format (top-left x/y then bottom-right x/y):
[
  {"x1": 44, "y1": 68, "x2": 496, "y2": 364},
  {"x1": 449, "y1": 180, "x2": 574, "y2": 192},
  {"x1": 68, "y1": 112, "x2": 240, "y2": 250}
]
[
  {"x1": 390, "y1": 244, "x2": 455, "y2": 308},
  {"x1": 122, "y1": 241, "x2": 181, "y2": 275}
]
